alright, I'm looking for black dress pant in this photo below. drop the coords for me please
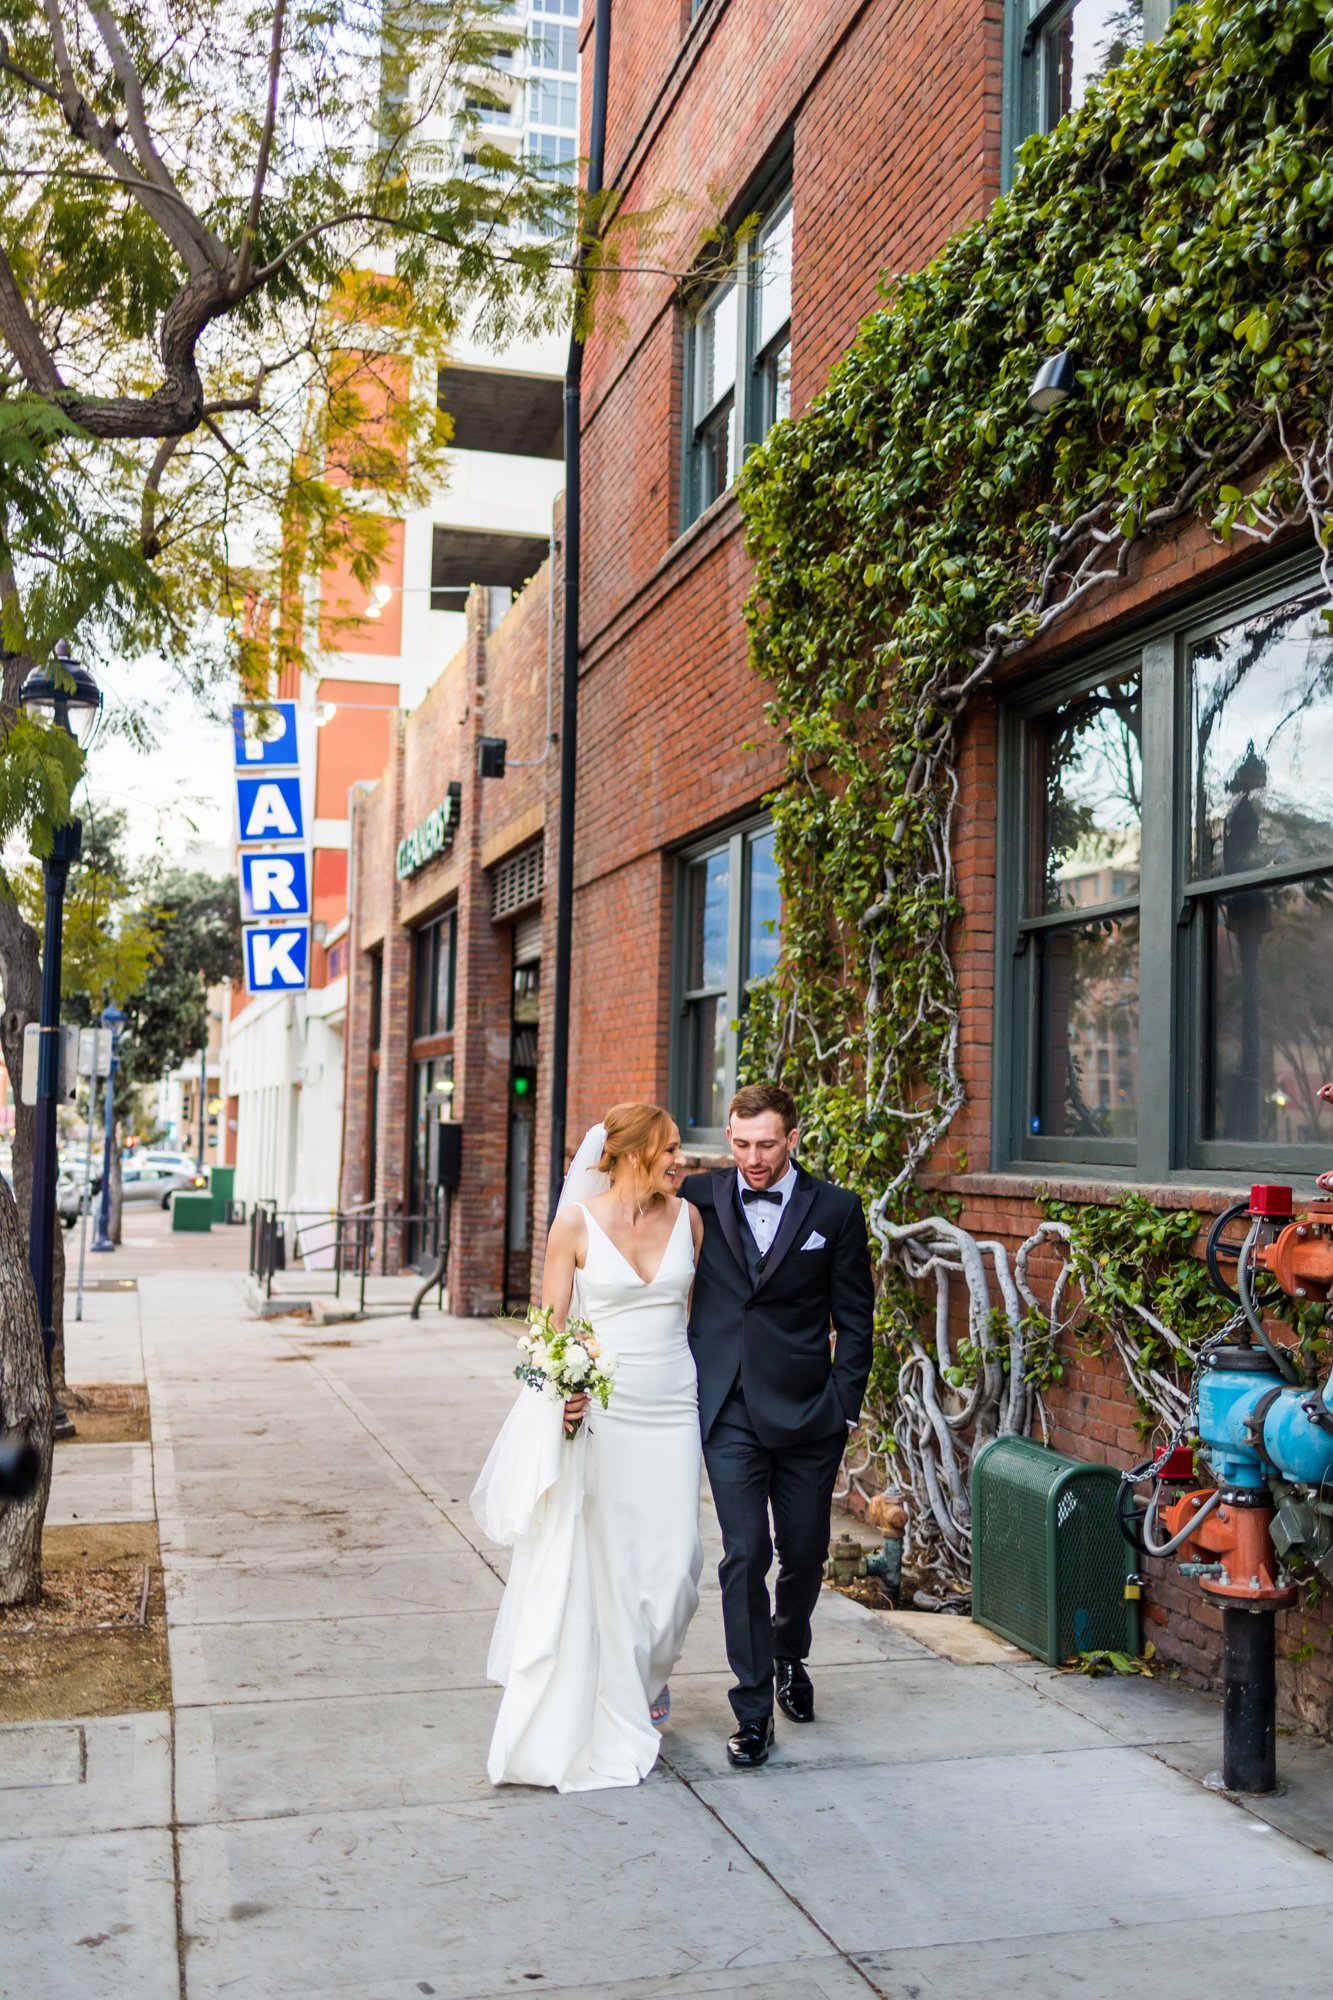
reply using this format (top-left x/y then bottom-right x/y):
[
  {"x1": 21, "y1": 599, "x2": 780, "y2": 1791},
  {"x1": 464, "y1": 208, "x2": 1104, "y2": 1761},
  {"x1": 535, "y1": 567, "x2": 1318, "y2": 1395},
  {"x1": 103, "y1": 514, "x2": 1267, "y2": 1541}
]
[{"x1": 702, "y1": 1384, "x2": 847, "y2": 1724}]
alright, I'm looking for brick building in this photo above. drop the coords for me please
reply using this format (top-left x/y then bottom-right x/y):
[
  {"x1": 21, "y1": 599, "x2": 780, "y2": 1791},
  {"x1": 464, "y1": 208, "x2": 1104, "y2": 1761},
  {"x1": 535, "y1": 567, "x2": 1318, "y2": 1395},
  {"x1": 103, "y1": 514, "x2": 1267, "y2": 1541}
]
[
  {"x1": 340, "y1": 563, "x2": 560, "y2": 1312},
  {"x1": 554, "y1": 0, "x2": 1332, "y2": 1722},
  {"x1": 339, "y1": 0, "x2": 1333, "y2": 1722}
]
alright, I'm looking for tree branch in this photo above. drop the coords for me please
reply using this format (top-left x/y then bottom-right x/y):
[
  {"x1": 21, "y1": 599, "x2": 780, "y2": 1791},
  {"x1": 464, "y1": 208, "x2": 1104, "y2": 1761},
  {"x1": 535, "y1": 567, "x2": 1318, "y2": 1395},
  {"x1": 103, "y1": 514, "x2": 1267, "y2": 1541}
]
[
  {"x1": 40, "y1": 0, "x2": 223, "y2": 279},
  {"x1": 140, "y1": 434, "x2": 182, "y2": 558},
  {"x1": 234, "y1": 0, "x2": 288, "y2": 297},
  {"x1": 0, "y1": 243, "x2": 65, "y2": 396}
]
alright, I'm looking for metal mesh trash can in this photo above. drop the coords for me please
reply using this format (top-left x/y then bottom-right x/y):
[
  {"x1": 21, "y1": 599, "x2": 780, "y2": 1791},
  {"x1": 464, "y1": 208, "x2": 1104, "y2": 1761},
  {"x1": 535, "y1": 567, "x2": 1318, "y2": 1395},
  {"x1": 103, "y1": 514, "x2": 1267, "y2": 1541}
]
[{"x1": 972, "y1": 1435, "x2": 1139, "y2": 1665}]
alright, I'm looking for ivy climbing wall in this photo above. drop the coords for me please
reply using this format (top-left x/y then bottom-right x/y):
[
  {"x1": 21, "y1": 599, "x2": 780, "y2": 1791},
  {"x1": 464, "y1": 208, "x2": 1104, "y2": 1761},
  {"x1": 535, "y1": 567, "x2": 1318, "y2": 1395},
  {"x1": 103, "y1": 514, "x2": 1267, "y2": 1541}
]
[{"x1": 738, "y1": 0, "x2": 1333, "y2": 1726}]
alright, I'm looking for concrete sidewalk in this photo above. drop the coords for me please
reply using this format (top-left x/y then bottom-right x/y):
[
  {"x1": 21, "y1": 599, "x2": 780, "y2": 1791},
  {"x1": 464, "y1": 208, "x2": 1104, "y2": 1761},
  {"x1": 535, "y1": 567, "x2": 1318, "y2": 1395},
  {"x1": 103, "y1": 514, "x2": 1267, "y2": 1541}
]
[{"x1": 6, "y1": 1273, "x2": 1333, "y2": 1999}]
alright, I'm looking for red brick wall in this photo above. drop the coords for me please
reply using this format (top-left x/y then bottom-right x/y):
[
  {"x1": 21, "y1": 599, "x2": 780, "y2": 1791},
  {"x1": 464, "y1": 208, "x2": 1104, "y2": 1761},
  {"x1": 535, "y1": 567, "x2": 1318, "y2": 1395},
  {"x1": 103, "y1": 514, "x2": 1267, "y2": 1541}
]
[
  {"x1": 341, "y1": 575, "x2": 553, "y2": 1309},
  {"x1": 568, "y1": 0, "x2": 1005, "y2": 1181}
]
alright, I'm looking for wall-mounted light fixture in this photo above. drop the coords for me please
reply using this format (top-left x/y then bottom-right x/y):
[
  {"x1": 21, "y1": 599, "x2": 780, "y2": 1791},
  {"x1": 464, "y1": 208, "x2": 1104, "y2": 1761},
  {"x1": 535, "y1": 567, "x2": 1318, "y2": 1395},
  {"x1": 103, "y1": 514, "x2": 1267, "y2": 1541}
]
[{"x1": 1027, "y1": 349, "x2": 1077, "y2": 414}]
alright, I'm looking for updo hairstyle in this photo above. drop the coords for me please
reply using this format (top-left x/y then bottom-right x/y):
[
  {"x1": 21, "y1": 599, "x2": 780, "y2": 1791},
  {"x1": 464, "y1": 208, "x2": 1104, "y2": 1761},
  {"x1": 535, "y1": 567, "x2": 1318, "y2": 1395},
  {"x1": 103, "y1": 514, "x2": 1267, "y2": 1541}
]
[{"x1": 597, "y1": 1102, "x2": 676, "y2": 1202}]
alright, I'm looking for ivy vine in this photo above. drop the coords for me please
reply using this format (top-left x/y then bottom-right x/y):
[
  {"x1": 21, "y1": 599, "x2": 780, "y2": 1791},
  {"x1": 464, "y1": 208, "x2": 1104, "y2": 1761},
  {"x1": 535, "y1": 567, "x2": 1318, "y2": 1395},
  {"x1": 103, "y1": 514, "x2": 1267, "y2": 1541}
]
[{"x1": 738, "y1": 0, "x2": 1333, "y2": 1579}]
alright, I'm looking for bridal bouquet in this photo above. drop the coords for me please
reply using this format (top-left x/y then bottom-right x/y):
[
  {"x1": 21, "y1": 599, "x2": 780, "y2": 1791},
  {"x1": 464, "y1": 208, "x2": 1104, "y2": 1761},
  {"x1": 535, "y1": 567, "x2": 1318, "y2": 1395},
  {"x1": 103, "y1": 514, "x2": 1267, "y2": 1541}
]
[{"x1": 514, "y1": 1304, "x2": 616, "y2": 1436}]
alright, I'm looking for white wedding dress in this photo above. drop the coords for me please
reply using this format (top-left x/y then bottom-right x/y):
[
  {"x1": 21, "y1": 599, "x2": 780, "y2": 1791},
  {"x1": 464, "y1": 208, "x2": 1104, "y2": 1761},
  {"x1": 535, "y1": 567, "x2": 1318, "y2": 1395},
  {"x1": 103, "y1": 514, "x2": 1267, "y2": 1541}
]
[{"x1": 472, "y1": 1195, "x2": 703, "y2": 1793}]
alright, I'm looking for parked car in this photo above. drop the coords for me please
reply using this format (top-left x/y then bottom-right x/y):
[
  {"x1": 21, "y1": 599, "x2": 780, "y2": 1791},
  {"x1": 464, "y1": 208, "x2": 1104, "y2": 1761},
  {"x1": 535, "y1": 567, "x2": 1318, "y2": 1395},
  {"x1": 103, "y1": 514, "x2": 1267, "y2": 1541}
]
[
  {"x1": 128, "y1": 1150, "x2": 202, "y2": 1175},
  {"x1": 59, "y1": 1162, "x2": 206, "y2": 1222},
  {"x1": 57, "y1": 1172, "x2": 101, "y2": 1227},
  {"x1": 122, "y1": 1163, "x2": 208, "y2": 1210}
]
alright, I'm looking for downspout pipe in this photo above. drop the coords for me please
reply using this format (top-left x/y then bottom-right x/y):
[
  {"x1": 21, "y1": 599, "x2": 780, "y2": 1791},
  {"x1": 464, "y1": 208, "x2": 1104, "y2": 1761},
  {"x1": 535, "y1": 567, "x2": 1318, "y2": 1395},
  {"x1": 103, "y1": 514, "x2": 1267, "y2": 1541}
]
[{"x1": 548, "y1": 0, "x2": 611, "y2": 1223}]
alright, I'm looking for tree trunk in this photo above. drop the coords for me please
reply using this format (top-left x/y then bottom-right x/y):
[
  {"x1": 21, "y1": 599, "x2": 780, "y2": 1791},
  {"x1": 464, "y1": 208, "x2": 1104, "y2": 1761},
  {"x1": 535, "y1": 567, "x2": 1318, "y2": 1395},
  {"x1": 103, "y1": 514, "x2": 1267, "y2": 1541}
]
[
  {"x1": 0, "y1": 893, "x2": 66, "y2": 1390},
  {"x1": 0, "y1": 1171, "x2": 52, "y2": 1604}
]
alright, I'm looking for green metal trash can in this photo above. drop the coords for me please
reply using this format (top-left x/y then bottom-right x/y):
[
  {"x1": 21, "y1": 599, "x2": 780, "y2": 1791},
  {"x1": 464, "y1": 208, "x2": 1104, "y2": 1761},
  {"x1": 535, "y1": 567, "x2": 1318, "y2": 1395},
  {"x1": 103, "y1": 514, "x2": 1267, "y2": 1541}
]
[
  {"x1": 208, "y1": 1165, "x2": 235, "y2": 1224},
  {"x1": 170, "y1": 1190, "x2": 213, "y2": 1233},
  {"x1": 971, "y1": 1434, "x2": 1139, "y2": 1665}
]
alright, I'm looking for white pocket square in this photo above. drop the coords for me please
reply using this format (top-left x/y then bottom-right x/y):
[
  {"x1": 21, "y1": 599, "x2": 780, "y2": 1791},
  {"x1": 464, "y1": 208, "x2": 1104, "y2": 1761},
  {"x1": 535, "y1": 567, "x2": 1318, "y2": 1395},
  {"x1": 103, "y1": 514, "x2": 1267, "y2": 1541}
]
[{"x1": 800, "y1": 1231, "x2": 826, "y2": 1251}]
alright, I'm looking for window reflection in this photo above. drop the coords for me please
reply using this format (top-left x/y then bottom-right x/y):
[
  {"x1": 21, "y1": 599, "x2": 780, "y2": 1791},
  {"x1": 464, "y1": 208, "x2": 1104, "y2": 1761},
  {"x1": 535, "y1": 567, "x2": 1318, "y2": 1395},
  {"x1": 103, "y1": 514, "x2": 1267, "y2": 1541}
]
[
  {"x1": 688, "y1": 849, "x2": 731, "y2": 990},
  {"x1": 1033, "y1": 673, "x2": 1141, "y2": 914},
  {"x1": 1043, "y1": 0, "x2": 1143, "y2": 126},
  {"x1": 1034, "y1": 915, "x2": 1139, "y2": 1140},
  {"x1": 745, "y1": 827, "x2": 781, "y2": 984},
  {"x1": 1192, "y1": 594, "x2": 1333, "y2": 880},
  {"x1": 679, "y1": 824, "x2": 782, "y2": 1132},
  {"x1": 1205, "y1": 876, "x2": 1333, "y2": 1145}
]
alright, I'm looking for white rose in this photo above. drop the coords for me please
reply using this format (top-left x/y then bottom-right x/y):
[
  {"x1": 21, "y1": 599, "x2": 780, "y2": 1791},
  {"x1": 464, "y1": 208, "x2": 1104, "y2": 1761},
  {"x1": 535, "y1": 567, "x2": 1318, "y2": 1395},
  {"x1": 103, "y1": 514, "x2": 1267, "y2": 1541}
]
[{"x1": 563, "y1": 1350, "x2": 591, "y2": 1385}]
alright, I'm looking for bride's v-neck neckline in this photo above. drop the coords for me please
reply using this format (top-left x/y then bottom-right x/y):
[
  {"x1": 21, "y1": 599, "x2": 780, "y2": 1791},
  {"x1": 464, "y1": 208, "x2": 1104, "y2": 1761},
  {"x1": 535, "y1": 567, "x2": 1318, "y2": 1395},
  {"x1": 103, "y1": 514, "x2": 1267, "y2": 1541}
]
[{"x1": 581, "y1": 1200, "x2": 684, "y2": 1288}]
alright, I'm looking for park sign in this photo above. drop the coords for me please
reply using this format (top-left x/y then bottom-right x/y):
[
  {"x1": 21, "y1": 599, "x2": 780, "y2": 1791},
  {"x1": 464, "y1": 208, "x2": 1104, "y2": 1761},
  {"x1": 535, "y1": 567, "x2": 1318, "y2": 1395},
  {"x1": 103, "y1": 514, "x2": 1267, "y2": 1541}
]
[
  {"x1": 396, "y1": 782, "x2": 462, "y2": 880},
  {"x1": 232, "y1": 701, "x2": 312, "y2": 994}
]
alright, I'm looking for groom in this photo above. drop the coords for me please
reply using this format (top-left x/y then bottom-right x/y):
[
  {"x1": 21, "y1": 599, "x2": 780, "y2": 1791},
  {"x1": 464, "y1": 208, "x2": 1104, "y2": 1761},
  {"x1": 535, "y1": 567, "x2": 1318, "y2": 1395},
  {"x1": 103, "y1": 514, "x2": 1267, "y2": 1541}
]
[{"x1": 681, "y1": 1083, "x2": 874, "y2": 1768}]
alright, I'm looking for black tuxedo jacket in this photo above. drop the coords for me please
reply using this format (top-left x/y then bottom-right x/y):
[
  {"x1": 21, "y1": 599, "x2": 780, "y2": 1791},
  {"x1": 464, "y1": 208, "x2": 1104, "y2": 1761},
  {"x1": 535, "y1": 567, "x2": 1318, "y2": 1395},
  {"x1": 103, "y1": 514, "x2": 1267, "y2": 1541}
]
[{"x1": 681, "y1": 1164, "x2": 875, "y2": 1448}]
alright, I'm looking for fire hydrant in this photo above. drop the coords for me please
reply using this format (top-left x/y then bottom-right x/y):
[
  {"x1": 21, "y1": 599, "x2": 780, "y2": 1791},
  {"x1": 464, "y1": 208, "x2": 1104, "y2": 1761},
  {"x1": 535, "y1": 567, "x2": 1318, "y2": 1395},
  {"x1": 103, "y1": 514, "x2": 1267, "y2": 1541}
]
[
  {"x1": 824, "y1": 1534, "x2": 868, "y2": 1586},
  {"x1": 863, "y1": 1493, "x2": 907, "y2": 1607}
]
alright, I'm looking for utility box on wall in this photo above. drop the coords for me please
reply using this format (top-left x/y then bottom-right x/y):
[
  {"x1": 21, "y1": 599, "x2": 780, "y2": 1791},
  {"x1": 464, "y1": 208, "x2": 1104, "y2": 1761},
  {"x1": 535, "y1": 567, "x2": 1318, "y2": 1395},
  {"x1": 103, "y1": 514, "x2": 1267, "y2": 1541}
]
[{"x1": 971, "y1": 1435, "x2": 1139, "y2": 1666}]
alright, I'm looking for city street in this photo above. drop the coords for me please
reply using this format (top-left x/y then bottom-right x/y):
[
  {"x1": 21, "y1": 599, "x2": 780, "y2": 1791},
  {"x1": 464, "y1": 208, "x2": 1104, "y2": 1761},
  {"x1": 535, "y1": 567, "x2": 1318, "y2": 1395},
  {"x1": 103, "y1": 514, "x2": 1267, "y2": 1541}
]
[{"x1": 6, "y1": 1217, "x2": 1333, "y2": 1998}]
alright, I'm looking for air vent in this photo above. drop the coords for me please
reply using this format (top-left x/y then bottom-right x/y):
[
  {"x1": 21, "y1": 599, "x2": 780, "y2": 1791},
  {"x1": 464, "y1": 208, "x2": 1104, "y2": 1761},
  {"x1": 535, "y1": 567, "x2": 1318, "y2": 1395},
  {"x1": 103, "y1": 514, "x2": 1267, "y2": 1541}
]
[{"x1": 491, "y1": 840, "x2": 544, "y2": 921}]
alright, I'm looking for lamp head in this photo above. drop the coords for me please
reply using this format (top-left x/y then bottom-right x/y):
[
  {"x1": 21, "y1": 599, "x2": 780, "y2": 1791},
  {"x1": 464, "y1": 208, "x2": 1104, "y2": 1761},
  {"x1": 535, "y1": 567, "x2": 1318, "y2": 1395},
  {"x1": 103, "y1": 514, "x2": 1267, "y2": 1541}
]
[
  {"x1": 18, "y1": 641, "x2": 103, "y2": 747},
  {"x1": 1027, "y1": 349, "x2": 1078, "y2": 415}
]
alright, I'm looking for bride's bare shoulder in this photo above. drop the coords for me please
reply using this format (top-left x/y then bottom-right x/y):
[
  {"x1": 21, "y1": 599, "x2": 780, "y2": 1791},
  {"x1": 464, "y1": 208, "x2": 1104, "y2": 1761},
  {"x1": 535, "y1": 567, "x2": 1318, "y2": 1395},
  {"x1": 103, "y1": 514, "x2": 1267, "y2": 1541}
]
[{"x1": 547, "y1": 1203, "x2": 589, "y2": 1252}]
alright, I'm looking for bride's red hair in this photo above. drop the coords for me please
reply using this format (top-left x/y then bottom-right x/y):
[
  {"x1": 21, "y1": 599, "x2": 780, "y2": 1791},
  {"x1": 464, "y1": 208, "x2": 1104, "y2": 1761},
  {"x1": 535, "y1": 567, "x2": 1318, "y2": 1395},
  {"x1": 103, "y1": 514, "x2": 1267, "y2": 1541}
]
[{"x1": 597, "y1": 1102, "x2": 676, "y2": 1200}]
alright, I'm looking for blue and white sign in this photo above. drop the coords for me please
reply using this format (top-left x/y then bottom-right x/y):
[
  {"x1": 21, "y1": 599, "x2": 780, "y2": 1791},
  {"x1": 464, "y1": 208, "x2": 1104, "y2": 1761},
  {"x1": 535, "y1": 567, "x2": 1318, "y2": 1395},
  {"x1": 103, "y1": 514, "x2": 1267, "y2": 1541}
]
[
  {"x1": 240, "y1": 847, "x2": 311, "y2": 922},
  {"x1": 236, "y1": 773, "x2": 305, "y2": 845},
  {"x1": 244, "y1": 924, "x2": 310, "y2": 994},
  {"x1": 233, "y1": 701, "x2": 299, "y2": 769}
]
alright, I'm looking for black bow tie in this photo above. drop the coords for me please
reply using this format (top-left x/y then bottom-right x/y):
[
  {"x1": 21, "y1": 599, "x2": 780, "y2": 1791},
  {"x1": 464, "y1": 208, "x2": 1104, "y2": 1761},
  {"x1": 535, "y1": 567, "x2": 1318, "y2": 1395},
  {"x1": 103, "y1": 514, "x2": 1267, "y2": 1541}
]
[{"x1": 741, "y1": 1187, "x2": 783, "y2": 1206}]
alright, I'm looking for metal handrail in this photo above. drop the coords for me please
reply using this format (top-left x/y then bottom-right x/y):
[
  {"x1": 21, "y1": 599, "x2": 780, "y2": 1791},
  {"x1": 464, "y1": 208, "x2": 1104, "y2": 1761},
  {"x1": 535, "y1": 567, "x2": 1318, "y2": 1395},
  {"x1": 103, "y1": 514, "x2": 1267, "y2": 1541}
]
[{"x1": 247, "y1": 1198, "x2": 448, "y2": 1312}]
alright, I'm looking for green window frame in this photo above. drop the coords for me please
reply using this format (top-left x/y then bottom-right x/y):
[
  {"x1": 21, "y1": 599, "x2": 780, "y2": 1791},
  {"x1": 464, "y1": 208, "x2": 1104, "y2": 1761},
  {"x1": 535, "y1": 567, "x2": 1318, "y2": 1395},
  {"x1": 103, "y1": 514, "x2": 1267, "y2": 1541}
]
[
  {"x1": 671, "y1": 818, "x2": 781, "y2": 1149},
  {"x1": 681, "y1": 170, "x2": 792, "y2": 530},
  {"x1": 1001, "y1": 0, "x2": 1176, "y2": 189},
  {"x1": 995, "y1": 555, "x2": 1333, "y2": 1185}
]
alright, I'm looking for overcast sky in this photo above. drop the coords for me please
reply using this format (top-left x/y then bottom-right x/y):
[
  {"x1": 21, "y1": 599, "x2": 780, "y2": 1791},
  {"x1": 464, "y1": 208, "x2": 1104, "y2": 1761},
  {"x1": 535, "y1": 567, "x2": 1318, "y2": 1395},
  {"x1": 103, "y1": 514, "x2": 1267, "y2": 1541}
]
[{"x1": 79, "y1": 656, "x2": 236, "y2": 875}]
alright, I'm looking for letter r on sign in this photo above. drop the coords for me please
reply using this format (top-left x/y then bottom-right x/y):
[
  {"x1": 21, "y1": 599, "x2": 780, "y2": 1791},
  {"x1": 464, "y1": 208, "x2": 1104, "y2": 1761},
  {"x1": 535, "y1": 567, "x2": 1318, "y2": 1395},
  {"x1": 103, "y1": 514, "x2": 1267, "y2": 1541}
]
[{"x1": 251, "y1": 857, "x2": 299, "y2": 911}]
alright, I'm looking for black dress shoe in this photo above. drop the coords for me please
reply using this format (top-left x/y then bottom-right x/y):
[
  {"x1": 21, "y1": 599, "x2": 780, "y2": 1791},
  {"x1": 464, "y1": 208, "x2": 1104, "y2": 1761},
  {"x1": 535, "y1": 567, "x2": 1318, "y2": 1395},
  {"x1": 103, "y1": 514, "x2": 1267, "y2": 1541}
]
[
  {"x1": 775, "y1": 1659, "x2": 815, "y2": 1723},
  {"x1": 726, "y1": 1716, "x2": 775, "y2": 1768}
]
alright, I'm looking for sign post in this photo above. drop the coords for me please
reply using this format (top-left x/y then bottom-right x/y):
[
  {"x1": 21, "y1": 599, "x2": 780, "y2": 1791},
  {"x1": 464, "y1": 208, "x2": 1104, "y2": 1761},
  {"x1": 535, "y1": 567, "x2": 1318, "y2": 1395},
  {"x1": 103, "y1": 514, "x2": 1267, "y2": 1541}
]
[
  {"x1": 73, "y1": 1025, "x2": 114, "y2": 1322},
  {"x1": 232, "y1": 702, "x2": 310, "y2": 997}
]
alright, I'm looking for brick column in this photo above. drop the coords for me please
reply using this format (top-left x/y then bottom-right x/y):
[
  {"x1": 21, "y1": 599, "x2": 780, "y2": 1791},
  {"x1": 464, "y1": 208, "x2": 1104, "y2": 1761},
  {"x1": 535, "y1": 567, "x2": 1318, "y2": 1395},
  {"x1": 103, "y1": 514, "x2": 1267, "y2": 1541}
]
[
  {"x1": 374, "y1": 715, "x2": 412, "y2": 1269},
  {"x1": 339, "y1": 786, "x2": 374, "y2": 1210},
  {"x1": 450, "y1": 592, "x2": 515, "y2": 1314},
  {"x1": 531, "y1": 502, "x2": 566, "y2": 1304}
]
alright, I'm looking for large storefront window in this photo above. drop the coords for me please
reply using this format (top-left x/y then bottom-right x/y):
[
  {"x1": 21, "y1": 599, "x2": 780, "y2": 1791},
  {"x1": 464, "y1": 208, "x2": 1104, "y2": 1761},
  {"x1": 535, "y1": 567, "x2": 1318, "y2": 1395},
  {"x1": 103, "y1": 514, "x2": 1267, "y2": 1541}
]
[
  {"x1": 673, "y1": 819, "x2": 780, "y2": 1145},
  {"x1": 997, "y1": 562, "x2": 1333, "y2": 1179}
]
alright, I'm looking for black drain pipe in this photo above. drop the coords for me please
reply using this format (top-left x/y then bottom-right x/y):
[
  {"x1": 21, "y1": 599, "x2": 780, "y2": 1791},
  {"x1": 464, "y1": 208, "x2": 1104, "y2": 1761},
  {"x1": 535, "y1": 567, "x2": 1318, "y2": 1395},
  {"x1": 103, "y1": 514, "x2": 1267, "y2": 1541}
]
[{"x1": 548, "y1": 0, "x2": 612, "y2": 1222}]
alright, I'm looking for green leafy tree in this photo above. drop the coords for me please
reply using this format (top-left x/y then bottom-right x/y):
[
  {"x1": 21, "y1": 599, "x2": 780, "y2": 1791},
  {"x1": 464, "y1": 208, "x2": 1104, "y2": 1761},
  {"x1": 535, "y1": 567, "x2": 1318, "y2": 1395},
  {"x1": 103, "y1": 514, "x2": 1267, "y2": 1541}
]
[
  {"x1": 0, "y1": 0, "x2": 590, "y2": 1601},
  {"x1": 120, "y1": 870, "x2": 241, "y2": 1092}
]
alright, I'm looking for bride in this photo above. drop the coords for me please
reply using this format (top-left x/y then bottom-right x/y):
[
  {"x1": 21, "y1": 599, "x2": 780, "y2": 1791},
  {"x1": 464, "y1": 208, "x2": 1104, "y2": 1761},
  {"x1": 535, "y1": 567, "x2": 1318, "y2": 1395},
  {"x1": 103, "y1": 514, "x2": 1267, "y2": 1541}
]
[{"x1": 471, "y1": 1102, "x2": 705, "y2": 1792}]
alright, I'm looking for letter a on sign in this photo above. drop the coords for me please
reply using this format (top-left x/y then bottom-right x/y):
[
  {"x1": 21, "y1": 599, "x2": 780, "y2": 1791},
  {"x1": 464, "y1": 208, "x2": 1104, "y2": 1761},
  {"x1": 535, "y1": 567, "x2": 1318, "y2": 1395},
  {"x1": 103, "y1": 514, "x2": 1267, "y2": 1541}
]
[
  {"x1": 244, "y1": 925, "x2": 310, "y2": 994},
  {"x1": 240, "y1": 847, "x2": 310, "y2": 920},
  {"x1": 236, "y1": 774, "x2": 304, "y2": 843}
]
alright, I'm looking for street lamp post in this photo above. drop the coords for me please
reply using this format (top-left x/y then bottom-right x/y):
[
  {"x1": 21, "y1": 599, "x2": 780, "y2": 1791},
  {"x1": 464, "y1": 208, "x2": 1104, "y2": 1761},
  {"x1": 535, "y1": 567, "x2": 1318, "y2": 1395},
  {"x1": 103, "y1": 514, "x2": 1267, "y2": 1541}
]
[
  {"x1": 18, "y1": 642, "x2": 103, "y2": 1438},
  {"x1": 91, "y1": 1005, "x2": 125, "y2": 1255}
]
